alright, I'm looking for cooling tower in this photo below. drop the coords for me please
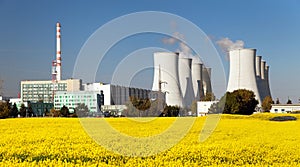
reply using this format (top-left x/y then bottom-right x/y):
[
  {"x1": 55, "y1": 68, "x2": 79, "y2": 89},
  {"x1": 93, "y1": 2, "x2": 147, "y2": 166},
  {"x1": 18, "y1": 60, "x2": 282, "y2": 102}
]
[
  {"x1": 255, "y1": 56, "x2": 262, "y2": 77},
  {"x1": 202, "y1": 67, "x2": 212, "y2": 96},
  {"x1": 152, "y1": 52, "x2": 183, "y2": 107},
  {"x1": 259, "y1": 60, "x2": 267, "y2": 100},
  {"x1": 259, "y1": 62, "x2": 272, "y2": 100},
  {"x1": 227, "y1": 49, "x2": 262, "y2": 105},
  {"x1": 191, "y1": 59, "x2": 203, "y2": 101},
  {"x1": 178, "y1": 54, "x2": 194, "y2": 107},
  {"x1": 260, "y1": 61, "x2": 266, "y2": 80},
  {"x1": 265, "y1": 65, "x2": 272, "y2": 98}
]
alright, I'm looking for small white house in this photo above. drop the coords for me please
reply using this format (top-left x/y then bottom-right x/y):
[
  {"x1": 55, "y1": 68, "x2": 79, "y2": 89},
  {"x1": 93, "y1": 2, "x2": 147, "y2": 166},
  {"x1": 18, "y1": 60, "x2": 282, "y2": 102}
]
[
  {"x1": 270, "y1": 104, "x2": 300, "y2": 113},
  {"x1": 197, "y1": 101, "x2": 219, "y2": 116}
]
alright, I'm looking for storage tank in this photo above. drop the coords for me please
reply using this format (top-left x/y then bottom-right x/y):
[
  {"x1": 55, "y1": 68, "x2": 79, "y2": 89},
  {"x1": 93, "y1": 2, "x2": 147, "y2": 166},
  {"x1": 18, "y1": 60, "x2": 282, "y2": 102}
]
[
  {"x1": 191, "y1": 58, "x2": 203, "y2": 101},
  {"x1": 152, "y1": 52, "x2": 183, "y2": 107},
  {"x1": 227, "y1": 48, "x2": 262, "y2": 105},
  {"x1": 178, "y1": 54, "x2": 194, "y2": 107}
]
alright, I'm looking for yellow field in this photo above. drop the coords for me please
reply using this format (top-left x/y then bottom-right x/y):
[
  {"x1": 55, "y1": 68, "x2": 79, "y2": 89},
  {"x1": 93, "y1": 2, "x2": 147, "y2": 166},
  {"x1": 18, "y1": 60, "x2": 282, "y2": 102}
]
[{"x1": 0, "y1": 114, "x2": 300, "y2": 166}]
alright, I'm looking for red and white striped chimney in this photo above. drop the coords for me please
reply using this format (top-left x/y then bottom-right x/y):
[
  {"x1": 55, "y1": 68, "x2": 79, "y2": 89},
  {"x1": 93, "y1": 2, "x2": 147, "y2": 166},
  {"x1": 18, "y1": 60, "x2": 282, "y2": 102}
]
[{"x1": 56, "y1": 22, "x2": 62, "y2": 81}]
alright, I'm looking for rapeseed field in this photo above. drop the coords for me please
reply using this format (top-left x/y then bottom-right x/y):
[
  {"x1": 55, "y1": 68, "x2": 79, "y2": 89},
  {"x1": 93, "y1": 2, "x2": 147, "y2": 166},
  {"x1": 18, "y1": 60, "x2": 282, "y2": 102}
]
[{"x1": 0, "y1": 114, "x2": 299, "y2": 166}]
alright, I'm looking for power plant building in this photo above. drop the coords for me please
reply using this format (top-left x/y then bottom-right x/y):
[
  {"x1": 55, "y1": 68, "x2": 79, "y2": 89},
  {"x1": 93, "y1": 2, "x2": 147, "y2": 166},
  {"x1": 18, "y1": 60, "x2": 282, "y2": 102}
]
[
  {"x1": 54, "y1": 91, "x2": 102, "y2": 113},
  {"x1": 227, "y1": 48, "x2": 272, "y2": 106},
  {"x1": 20, "y1": 79, "x2": 82, "y2": 103},
  {"x1": 82, "y1": 83, "x2": 151, "y2": 105},
  {"x1": 152, "y1": 52, "x2": 213, "y2": 108}
]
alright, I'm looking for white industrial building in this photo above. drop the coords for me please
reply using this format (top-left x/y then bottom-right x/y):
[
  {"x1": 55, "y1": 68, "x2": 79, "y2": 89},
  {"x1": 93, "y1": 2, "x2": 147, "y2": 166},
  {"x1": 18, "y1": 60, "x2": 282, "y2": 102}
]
[
  {"x1": 83, "y1": 82, "x2": 151, "y2": 105},
  {"x1": 227, "y1": 48, "x2": 272, "y2": 106},
  {"x1": 152, "y1": 52, "x2": 213, "y2": 108},
  {"x1": 270, "y1": 104, "x2": 300, "y2": 113},
  {"x1": 197, "y1": 101, "x2": 219, "y2": 116}
]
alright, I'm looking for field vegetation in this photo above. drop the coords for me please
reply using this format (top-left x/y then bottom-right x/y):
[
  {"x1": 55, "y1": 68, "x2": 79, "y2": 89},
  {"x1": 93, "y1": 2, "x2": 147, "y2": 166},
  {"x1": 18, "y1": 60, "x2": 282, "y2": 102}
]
[{"x1": 0, "y1": 114, "x2": 299, "y2": 166}]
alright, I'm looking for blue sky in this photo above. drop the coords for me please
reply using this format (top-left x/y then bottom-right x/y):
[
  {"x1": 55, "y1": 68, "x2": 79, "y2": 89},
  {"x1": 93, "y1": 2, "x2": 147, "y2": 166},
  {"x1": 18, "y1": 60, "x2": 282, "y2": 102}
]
[{"x1": 0, "y1": 0, "x2": 299, "y2": 103}]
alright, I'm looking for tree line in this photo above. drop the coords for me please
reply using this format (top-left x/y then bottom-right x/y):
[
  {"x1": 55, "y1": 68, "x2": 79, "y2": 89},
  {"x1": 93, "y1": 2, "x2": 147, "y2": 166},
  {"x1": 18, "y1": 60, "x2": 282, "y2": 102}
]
[{"x1": 0, "y1": 102, "x2": 90, "y2": 119}]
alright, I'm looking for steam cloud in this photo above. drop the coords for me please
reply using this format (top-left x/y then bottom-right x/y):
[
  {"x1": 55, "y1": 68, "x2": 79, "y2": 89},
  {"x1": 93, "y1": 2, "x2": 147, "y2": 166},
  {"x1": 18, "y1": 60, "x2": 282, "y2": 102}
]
[
  {"x1": 216, "y1": 37, "x2": 244, "y2": 53},
  {"x1": 162, "y1": 32, "x2": 192, "y2": 57}
]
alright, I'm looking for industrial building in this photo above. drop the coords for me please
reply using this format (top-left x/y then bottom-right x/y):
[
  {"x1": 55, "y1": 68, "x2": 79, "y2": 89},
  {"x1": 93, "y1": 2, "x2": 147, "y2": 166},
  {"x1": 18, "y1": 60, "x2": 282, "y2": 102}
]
[
  {"x1": 197, "y1": 101, "x2": 218, "y2": 116},
  {"x1": 52, "y1": 82, "x2": 152, "y2": 114},
  {"x1": 270, "y1": 104, "x2": 300, "y2": 113},
  {"x1": 54, "y1": 91, "x2": 102, "y2": 113},
  {"x1": 83, "y1": 82, "x2": 151, "y2": 105},
  {"x1": 20, "y1": 79, "x2": 82, "y2": 103},
  {"x1": 152, "y1": 52, "x2": 212, "y2": 108},
  {"x1": 226, "y1": 48, "x2": 272, "y2": 106}
]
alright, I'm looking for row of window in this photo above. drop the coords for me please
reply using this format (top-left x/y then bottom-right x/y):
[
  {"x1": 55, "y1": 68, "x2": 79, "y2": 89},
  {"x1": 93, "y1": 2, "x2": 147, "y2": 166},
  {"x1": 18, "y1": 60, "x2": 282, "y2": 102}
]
[
  {"x1": 55, "y1": 95, "x2": 93, "y2": 99},
  {"x1": 23, "y1": 84, "x2": 67, "y2": 88},
  {"x1": 23, "y1": 95, "x2": 51, "y2": 97}
]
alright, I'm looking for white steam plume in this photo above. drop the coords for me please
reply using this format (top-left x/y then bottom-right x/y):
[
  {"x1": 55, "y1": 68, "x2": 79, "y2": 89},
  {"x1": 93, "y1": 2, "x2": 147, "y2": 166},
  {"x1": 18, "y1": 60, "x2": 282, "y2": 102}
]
[
  {"x1": 216, "y1": 37, "x2": 244, "y2": 52},
  {"x1": 162, "y1": 32, "x2": 192, "y2": 58}
]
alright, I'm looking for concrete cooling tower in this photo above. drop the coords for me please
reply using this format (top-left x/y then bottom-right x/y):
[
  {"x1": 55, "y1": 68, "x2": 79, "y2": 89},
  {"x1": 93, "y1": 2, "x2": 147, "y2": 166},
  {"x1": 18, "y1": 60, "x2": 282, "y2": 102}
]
[
  {"x1": 202, "y1": 67, "x2": 212, "y2": 96},
  {"x1": 227, "y1": 49, "x2": 262, "y2": 105},
  {"x1": 264, "y1": 65, "x2": 271, "y2": 98},
  {"x1": 258, "y1": 61, "x2": 272, "y2": 100},
  {"x1": 152, "y1": 52, "x2": 213, "y2": 108},
  {"x1": 152, "y1": 52, "x2": 183, "y2": 107},
  {"x1": 191, "y1": 59, "x2": 203, "y2": 101},
  {"x1": 178, "y1": 54, "x2": 194, "y2": 107},
  {"x1": 255, "y1": 56, "x2": 262, "y2": 77}
]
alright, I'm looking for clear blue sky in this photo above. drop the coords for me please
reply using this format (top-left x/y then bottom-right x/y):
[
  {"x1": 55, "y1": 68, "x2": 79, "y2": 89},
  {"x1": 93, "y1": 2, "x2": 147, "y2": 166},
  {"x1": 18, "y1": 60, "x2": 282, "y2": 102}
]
[{"x1": 0, "y1": 0, "x2": 299, "y2": 103}]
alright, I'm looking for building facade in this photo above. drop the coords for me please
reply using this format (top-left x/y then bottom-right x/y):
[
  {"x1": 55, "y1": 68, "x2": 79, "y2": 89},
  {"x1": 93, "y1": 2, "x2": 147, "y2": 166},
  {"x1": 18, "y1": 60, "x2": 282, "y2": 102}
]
[
  {"x1": 270, "y1": 104, "x2": 300, "y2": 113},
  {"x1": 54, "y1": 91, "x2": 101, "y2": 113},
  {"x1": 197, "y1": 101, "x2": 218, "y2": 116},
  {"x1": 21, "y1": 79, "x2": 82, "y2": 103},
  {"x1": 83, "y1": 83, "x2": 151, "y2": 105}
]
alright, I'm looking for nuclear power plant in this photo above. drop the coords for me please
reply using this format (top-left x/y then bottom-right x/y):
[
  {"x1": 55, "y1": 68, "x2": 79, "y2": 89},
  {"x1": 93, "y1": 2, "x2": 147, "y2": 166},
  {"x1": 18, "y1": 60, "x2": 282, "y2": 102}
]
[
  {"x1": 227, "y1": 48, "x2": 272, "y2": 106},
  {"x1": 152, "y1": 52, "x2": 213, "y2": 108}
]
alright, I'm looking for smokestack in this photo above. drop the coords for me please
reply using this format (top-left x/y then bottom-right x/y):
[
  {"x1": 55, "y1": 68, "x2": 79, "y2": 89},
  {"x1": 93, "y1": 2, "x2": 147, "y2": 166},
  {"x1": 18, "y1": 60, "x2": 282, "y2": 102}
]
[{"x1": 56, "y1": 22, "x2": 62, "y2": 81}]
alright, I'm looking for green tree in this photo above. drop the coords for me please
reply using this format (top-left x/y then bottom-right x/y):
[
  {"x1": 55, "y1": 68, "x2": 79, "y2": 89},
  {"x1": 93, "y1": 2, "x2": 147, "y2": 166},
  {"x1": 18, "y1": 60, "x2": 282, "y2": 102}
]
[
  {"x1": 44, "y1": 108, "x2": 50, "y2": 117},
  {"x1": 75, "y1": 103, "x2": 89, "y2": 117},
  {"x1": 60, "y1": 105, "x2": 70, "y2": 117},
  {"x1": 262, "y1": 96, "x2": 273, "y2": 112},
  {"x1": 19, "y1": 103, "x2": 27, "y2": 117},
  {"x1": 27, "y1": 104, "x2": 34, "y2": 117},
  {"x1": 287, "y1": 99, "x2": 292, "y2": 104},
  {"x1": 0, "y1": 102, "x2": 10, "y2": 119},
  {"x1": 50, "y1": 108, "x2": 60, "y2": 117},
  {"x1": 210, "y1": 89, "x2": 258, "y2": 115},
  {"x1": 201, "y1": 92, "x2": 215, "y2": 101},
  {"x1": 10, "y1": 103, "x2": 18, "y2": 118},
  {"x1": 124, "y1": 96, "x2": 151, "y2": 117},
  {"x1": 160, "y1": 105, "x2": 180, "y2": 117}
]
